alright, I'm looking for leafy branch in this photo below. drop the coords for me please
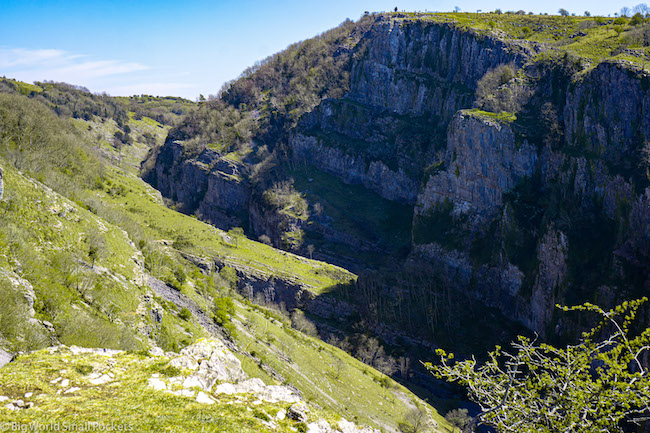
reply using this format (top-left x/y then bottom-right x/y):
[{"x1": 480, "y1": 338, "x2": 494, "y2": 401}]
[{"x1": 426, "y1": 297, "x2": 650, "y2": 433}]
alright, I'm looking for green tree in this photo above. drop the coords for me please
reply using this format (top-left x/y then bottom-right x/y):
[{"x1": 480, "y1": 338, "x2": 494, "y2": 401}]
[
  {"x1": 558, "y1": 8, "x2": 570, "y2": 16},
  {"x1": 630, "y1": 12, "x2": 645, "y2": 25},
  {"x1": 427, "y1": 298, "x2": 650, "y2": 433},
  {"x1": 87, "y1": 232, "x2": 106, "y2": 269}
]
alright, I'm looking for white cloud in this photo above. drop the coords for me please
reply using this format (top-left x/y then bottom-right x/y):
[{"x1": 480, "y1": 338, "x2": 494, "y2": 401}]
[
  {"x1": 0, "y1": 47, "x2": 148, "y2": 82},
  {"x1": 0, "y1": 47, "x2": 197, "y2": 97},
  {"x1": 0, "y1": 48, "x2": 80, "y2": 68}
]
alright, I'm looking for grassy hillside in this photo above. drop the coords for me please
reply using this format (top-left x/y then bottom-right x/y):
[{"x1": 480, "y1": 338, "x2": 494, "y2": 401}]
[
  {"x1": 0, "y1": 83, "x2": 447, "y2": 431},
  {"x1": 395, "y1": 11, "x2": 650, "y2": 66},
  {"x1": 0, "y1": 347, "x2": 313, "y2": 432},
  {"x1": 232, "y1": 301, "x2": 446, "y2": 431}
]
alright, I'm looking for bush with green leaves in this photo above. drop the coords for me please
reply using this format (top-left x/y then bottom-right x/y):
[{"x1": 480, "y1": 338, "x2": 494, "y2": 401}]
[
  {"x1": 178, "y1": 307, "x2": 192, "y2": 321},
  {"x1": 427, "y1": 298, "x2": 650, "y2": 432}
]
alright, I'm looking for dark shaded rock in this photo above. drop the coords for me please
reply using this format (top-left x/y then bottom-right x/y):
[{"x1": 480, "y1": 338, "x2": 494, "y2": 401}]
[
  {"x1": 143, "y1": 141, "x2": 249, "y2": 230},
  {"x1": 416, "y1": 111, "x2": 537, "y2": 217}
]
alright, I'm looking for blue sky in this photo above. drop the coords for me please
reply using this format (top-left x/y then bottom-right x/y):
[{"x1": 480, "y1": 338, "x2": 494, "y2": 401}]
[{"x1": 0, "y1": 0, "x2": 633, "y2": 99}]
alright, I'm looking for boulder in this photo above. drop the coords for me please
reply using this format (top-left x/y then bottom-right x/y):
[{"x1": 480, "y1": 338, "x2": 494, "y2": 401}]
[
  {"x1": 288, "y1": 401, "x2": 309, "y2": 422},
  {"x1": 0, "y1": 349, "x2": 13, "y2": 369}
]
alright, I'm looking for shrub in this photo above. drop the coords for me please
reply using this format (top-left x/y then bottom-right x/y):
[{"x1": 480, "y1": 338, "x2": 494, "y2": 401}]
[
  {"x1": 291, "y1": 310, "x2": 318, "y2": 337},
  {"x1": 630, "y1": 12, "x2": 645, "y2": 25},
  {"x1": 445, "y1": 408, "x2": 471, "y2": 432},
  {"x1": 475, "y1": 64, "x2": 516, "y2": 101},
  {"x1": 578, "y1": 20, "x2": 597, "y2": 30},
  {"x1": 178, "y1": 307, "x2": 192, "y2": 321},
  {"x1": 398, "y1": 408, "x2": 433, "y2": 433},
  {"x1": 213, "y1": 297, "x2": 236, "y2": 336}
]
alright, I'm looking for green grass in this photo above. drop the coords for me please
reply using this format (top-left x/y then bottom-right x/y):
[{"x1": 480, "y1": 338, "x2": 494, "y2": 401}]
[
  {"x1": 87, "y1": 167, "x2": 355, "y2": 294},
  {"x1": 390, "y1": 12, "x2": 650, "y2": 68},
  {"x1": 0, "y1": 78, "x2": 44, "y2": 95},
  {"x1": 70, "y1": 113, "x2": 169, "y2": 175},
  {"x1": 232, "y1": 302, "x2": 448, "y2": 432},
  {"x1": 465, "y1": 108, "x2": 517, "y2": 123},
  {"x1": 0, "y1": 165, "x2": 149, "y2": 351},
  {"x1": 0, "y1": 348, "x2": 300, "y2": 432},
  {"x1": 290, "y1": 166, "x2": 414, "y2": 260}
]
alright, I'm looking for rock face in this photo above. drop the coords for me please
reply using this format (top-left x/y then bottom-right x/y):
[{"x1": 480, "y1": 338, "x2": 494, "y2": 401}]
[
  {"x1": 290, "y1": 131, "x2": 421, "y2": 204},
  {"x1": 529, "y1": 227, "x2": 568, "y2": 334},
  {"x1": 416, "y1": 111, "x2": 537, "y2": 216},
  {"x1": 288, "y1": 19, "x2": 530, "y2": 206},
  {"x1": 563, "y1": 61, "x2": 650, "y2": 167},
  {"x1": 143, "y1": 141, "x2": 249, "y2": 230},
  {"x1": 289, "y1": 98, "x2": 430, "y2": 204},
  {"x1": 144, "y1": 15, "x2": 650, "y2": 338},
  {"x1": 0, "y1": 349, "x2": 12, "y2": 369},
  {"x1": 348, "y1": 18, "x2": 528, "y2": 119}
]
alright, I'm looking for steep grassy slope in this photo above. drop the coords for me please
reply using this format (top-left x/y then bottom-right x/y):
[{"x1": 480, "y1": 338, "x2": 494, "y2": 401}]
[
  {"x1": 232, "y1": 301, "x2": 446, "y2": 431},
  {"x1": 0, "y1": 84, "x2": 446, "y2": 431},
  {"x1": 0, "y1": 165, "x2": 146, "y2": 351},
  {"x1": 0, "y1": 346, "x2": 319, "y2": 432}
]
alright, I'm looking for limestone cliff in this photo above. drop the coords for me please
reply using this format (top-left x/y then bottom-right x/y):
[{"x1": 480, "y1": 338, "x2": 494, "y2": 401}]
[
  {"x1": 416, "y1": 111, "x2": 537, "y2": 217},
  {"x1": 143, "y1": 141, "x2": 249, "y2": 230},
  {"x1": 348, "y1": 17, "x2": 529, "y2": 119},
  {"x1": 144, "y1": 14, "x2": 650, "y2": 340}
]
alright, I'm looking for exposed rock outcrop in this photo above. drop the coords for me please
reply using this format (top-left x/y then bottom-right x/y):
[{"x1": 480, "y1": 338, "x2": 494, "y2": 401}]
[
  {"x1": 563, "y1": 61, "x2": 650, "y2": 167},
  {"x1": 416, "y1": 111, "x2": 537, "y2": 217},
  {"x1": 349, "y1": 18, "x2": 529, "y2": 119},
  {"x1": 0, "y1": 166, "x2": 4, "y2": 200},
  {"x1": 0, "y1": 349, "x2": 12, "y2": 369},
  {"x1": 290, "y1": 132, "x2": 421, "y2": 203},
  {"x1": 143, "y1": 141, "x2": 249, "y2": 230},
  {"x1": 529, "y1": 227, "x2": 568, "y2": 334},
  {"x1": 149, "y1": 339, "x2": 302, "y2": 404}
]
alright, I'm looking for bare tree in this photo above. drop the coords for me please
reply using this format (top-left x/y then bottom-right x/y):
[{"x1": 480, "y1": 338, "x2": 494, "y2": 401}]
[
  {"x1": 398, "y1": 356, "x2": 411, "y2": 380},
  {"x1": 634, "y1": 2, "x2": 650, "y2": 16},
  {"x1": 445, "y1": 409, "x2": 471, "y2": 432},
  {"x1": 398, "y1": 407, "x2": 434, "y2": 433}
]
